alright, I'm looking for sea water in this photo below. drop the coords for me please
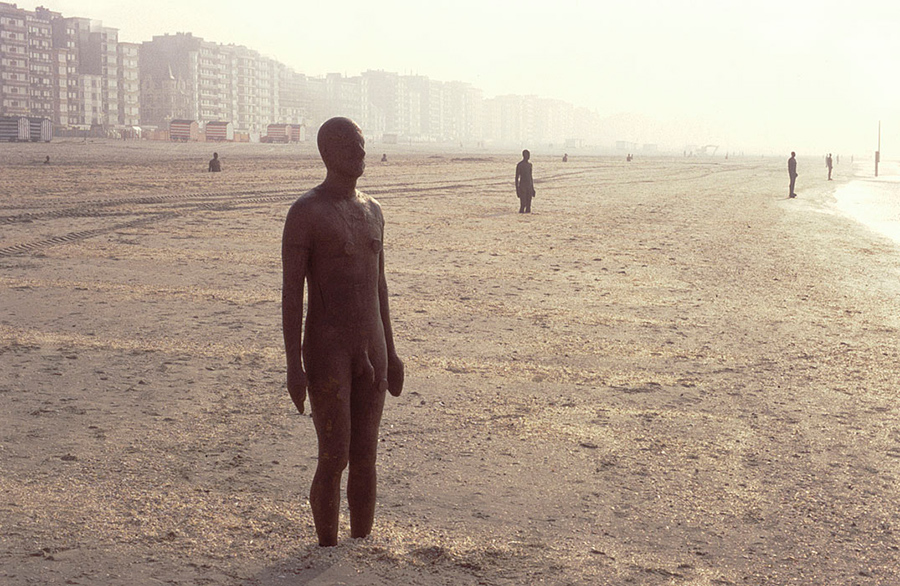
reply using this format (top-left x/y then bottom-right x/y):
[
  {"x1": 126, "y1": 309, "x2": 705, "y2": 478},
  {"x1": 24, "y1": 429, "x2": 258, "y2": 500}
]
[{"x1": 834, "y1": 161, "x2": 900, "y2": 247}]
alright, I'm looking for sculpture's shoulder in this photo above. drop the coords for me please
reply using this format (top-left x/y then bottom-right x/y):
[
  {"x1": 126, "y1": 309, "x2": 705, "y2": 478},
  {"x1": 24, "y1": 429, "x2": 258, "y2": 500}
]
[
  {"x1": 356, "y1": 190, "x2": 385, "y2": 223},
  {"x1": 285, "y1": 188, "x2": 333, "y2": 248},
  {"x1": 287, "y1": 186, "x2": 329, "y2": 219}
]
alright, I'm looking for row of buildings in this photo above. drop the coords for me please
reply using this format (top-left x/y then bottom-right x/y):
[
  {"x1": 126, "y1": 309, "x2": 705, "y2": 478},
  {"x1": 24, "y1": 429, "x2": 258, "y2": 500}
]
[
  {"x1": 0, "y1": 4, "x2": 138, "y2": 128},
  {"x1": 0, "y1": 3, "x2": 600, "y2": 145}
]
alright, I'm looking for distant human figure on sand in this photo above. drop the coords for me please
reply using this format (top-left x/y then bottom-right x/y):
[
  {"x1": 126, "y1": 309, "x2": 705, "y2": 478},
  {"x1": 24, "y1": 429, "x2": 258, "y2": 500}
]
[
  {"x1": 208, "y1": 152, "x2": 221, "y2": 172},
  {"x1": 562, "y1": 153, "x2": 568, "y2": 163},
  {"x1": 281, "y1": 116, "x2": 404, "y2": 547},
  {"x1": 381, "y1": 153, "x2": 387, "y2": 162},
  {"x1": 826, "y1": 153, "x2": 833, "y2": 180},
  {"x1": 516, "y1": 149, "x2": 535, "y2": 213},
  {"x1": 788, "y1": 151, "x2": 798, "y2": 198},
  {"x1": 44, "y1": 156, "x2": 50, "y2": 165}
]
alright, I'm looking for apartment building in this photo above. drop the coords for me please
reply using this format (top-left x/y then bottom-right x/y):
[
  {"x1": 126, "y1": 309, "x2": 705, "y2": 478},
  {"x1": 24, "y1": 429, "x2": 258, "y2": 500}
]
[
  {"x1": 482, "y1": 94, "x2": 538, "y2": 145},
  {"x1": 362, "y1": 70, "x2": 399, "y2": 138},
  {"x1": 323, "y1": 72, "x2": 365, "y2": 129},
  {"x1": 140, "y1": 33, "x2": 283, "y2": 133},
  {"x1": 0, "y1": 3, "x2": 30, "y2": 117},
  {"x1": 48, "y1": 17, "x2": 121, "y2": 127},
  {"x1": 402, "y1": 75, "x2": 444, "y2": 141},
  {"x1": 277, "y1": 64, "x2": 307, "y2": 126},
  {"x1": 47, "y1": 7, "x2": 78, "y2": 126},
  {"x1": 139, "y1": 33, "x2": 199, "y2": 125},
  {"x1": 0, "y1": 4, "x2": 594, "y2": 144},
  {"x1": 443, "y1": 81, "x2": 483, "y2": 143},
  {"x1": 24, "y1": 8, "x2": 53, "y2": 120},
  {"x1": 139, "y1": 65, "x2": 191, "y2": 126},
  {"x1": 355, "y1": 72, "x2": 483, "y2": 143},
  {"x1": 198, "y1": 38, "x2": 228, "y2": 122},
  {"x1": 229, "y1": 43, "x2": 279, "y2": 132},
  {"x1": 95, "y1": 24, "x2": 119, "y2": 126},
  {"x1": 117, "y1": 42, "x2": 139, "y2": 126}
]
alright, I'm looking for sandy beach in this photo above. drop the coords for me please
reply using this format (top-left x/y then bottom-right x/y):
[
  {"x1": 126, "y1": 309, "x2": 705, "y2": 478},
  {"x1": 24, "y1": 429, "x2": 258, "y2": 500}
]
[{"x1": 1, "y1": 140, "x2": 898, "y2": 585}]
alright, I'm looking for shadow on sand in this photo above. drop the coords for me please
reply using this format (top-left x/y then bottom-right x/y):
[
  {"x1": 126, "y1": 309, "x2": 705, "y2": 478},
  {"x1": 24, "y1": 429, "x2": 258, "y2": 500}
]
[{"x1": 243, "y1": 539, "x2": 525, "y2": 585}]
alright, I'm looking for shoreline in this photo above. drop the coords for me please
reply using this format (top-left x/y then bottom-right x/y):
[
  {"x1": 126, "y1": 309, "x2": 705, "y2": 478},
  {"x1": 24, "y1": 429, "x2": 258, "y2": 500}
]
[{"x1": 834, "y1": 160, "x2": 900, "y2": 247}]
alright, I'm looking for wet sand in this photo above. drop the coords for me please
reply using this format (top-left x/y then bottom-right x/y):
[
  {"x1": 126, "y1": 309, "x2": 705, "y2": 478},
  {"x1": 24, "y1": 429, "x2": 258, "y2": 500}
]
[{"x1": 1, "y1": 141, "x2": 899, "y2": 585}]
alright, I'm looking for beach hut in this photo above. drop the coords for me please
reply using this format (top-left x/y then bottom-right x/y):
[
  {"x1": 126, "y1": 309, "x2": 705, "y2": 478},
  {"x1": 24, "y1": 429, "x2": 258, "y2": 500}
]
[
  {"x1": 169, "y1": 119, "x2": 199, "y2": 142},
  {"x1": 27, "y1": 118, "x2": 52, "y2": 142},
  {"x1": 289, "y1": 124, "x2": 306, "y2": 143},
  {"x1": 205, "y1": 121, "x2": 234, "y2": 142},
  {"x1": 265, "y1": 123, "x2": 292, "y2": 143},
  {"x1": 0, "y1": 116, "x2": 30, "y2": 141},
  {"x1": 0, "y1": 117, "x2": 19, "y2": 141}
]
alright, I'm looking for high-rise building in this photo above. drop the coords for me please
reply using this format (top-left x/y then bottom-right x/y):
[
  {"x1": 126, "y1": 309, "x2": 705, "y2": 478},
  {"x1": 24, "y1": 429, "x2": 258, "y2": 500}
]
[
  {"x1": 95, "y1": 24, "x2": 120, "y2": 126},
  {"x1": 140, "y1": 32, "x2": 282, "y2": 132},
  {"x1": 482, "y1": 94, "x2": 536, "y2": 145},
  {"x1": 139, "y1": 32, "x2": 200, "y2": 125},
  {"x1": 117, "y1": 42, "x2": 139, "y2": 126},
  {"x1": 324, "y1": 73, "x2": 365, "y2": 130},
  {"x1": 47, "y1": 16, "x2": 122, "y2": 127},
  {"x1": 443, "y1": 81, "x2": 483, "y2": 143},
  {"x1": 30, "y1": 6, "x2": 71, "y2": 126},
  {"x1": 0, "y1": 2, "x2": 30, "y2": 117},
  {"x1": 198, "y1": 38, "x2": 228, "y2": 122},
  {"x1": 24, "y1": 7, "x2": 54, "y2": 120},
  {"x1": 402, "y1": 75, "x2": 444, "y2": 141},
  {"x1": 363, "y1": 70, "x2": 400, "y2": 138},
  {"x1": 1, "y1": 4, "x2": 592, "y2": 144},
  {"x1": 277, "y1": 64, "x2": 307, "y2": 126}
]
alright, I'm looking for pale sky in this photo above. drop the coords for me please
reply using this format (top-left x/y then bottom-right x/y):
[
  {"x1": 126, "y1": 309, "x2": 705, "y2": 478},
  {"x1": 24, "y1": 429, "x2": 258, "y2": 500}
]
[{"x1": 24, "y1": 0, "x2": 900, "y2": 155}]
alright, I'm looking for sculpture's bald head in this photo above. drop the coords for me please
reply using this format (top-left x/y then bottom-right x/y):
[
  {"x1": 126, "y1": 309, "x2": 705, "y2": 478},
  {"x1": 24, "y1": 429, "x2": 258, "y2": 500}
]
[{"x1": 318, "y1": 117, "x2": 366, "y2": 179}]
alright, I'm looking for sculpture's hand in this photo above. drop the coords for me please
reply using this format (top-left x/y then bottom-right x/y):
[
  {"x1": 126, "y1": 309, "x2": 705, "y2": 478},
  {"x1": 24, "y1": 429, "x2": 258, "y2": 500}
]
[
  {"x1": 287, "y1": 366, "x2": 308, "y2": 414},
  {"x1": 387, "y1": 353, "x2": 404, "y2": 397}
]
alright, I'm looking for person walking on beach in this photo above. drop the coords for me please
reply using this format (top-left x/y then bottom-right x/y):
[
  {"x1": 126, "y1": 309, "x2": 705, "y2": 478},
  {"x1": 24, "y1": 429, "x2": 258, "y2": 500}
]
[
  {"x1": 516, "y1": 149, "x2": 535, "y2": 213},
  {"x1": 826, "y1": 153, "x2": 833, "y2": 180},
  {"x1": 788, "y1": 151, "x2": 798, "y2": 198},
  {"x1": 208, "y1": 152, "x2": 221, "y2": 172},
  {"x1": 282, "y1": 117, "x2": 404, "y2": 547}
]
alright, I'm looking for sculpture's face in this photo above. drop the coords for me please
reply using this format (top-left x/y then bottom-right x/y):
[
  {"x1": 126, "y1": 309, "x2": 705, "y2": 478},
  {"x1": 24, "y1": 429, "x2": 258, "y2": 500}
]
[{"x1": 324, "y1": 121, "x2": 366, "y2": 179}]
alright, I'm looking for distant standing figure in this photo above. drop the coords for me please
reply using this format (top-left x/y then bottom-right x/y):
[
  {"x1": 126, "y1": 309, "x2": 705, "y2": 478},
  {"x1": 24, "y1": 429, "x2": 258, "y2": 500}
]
[
  {"x1": 562, "y1": 153, "x2": 568, "y2": 163},
  {"x1": 208, "y1": 152, "x2": 222, "y2": 172},
  {"x1": 381, "y1": 153, "x2": 387, "y2": 162},
  {"x1": 826, "y1": 153, "x2": 833, "y2": 180},
  {"x1": 282, "y1": 117, "x2": 404, "y2": 547},
  {"x1": 43, "y1": 156, "x2": 50, "y2": 165},
  {"x1": 516, "y1": 149, "x2": 535, "y2": 213},
  {"x1": 788, "y1": 151, "x2": 798, "y2": 198}
]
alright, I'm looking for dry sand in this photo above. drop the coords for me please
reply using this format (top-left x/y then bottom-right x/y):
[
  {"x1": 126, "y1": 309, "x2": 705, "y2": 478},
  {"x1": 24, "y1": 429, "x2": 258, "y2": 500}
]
[{"x1": 1, "y1": 140, "x2": 898, "y2": 585}]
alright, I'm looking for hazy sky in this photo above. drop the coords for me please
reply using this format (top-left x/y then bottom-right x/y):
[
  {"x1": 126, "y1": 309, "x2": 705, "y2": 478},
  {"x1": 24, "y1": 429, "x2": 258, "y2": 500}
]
[{"x1": 25, "y1": 0, "x2": 900, "y2": 154}]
